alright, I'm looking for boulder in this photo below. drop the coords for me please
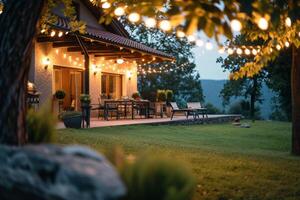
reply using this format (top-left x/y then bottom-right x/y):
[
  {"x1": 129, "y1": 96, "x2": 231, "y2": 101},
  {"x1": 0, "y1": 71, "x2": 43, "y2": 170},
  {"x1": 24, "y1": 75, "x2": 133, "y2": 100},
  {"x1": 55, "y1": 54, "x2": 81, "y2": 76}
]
[{"x1": 0, "y1": 144, "x2": 126, "y2": 200}]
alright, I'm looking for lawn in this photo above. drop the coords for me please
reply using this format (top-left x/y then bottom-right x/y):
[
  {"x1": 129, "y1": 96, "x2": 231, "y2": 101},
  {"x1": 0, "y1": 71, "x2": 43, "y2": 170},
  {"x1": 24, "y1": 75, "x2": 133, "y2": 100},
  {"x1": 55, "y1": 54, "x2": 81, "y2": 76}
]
[{"x1": 57, "y1": 121, "x2": 300, "y2": 200}]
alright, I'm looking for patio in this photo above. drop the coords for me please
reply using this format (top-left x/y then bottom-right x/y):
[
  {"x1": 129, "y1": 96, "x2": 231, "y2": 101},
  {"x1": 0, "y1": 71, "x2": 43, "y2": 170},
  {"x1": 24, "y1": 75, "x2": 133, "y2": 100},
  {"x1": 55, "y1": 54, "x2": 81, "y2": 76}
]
[{"x1": 57, "y1": 114, "x2": 241, "y2": 129}]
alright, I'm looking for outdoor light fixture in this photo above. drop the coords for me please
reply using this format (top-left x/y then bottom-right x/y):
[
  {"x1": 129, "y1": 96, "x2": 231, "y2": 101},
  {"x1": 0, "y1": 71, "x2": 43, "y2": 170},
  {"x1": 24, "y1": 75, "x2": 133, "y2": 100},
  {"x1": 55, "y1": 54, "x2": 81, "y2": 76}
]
[
  {"x1": 145, "y1": 18, "x2": 157, "y2": 28},
  {"x1": 116, "y1": 58, "x2": 124, "y2": 64},
  {"x1": 114, "y1": 7, "x2": 125, "y2": 16},
  {"x1": 128, "y1": 12, "x2": 140, "y2": 23},
  {"x1": 159, "y1": 20, "x2": 171, "y2": 31},
  {"x1": 257, "y1": 17, "x2": 268, "y2": 30},
  {"x1": 43, "y1": 57, "x2": 50, "y2": 69},
  {"x1": 127, "y1": 71, "x2": 133, "y2": 80},
  {"x1": 92, "y1": 64, "x2": 101, "y2": 75},
  {"x1": 230, "y1": 19, "x2": 242, "y2": 32}
]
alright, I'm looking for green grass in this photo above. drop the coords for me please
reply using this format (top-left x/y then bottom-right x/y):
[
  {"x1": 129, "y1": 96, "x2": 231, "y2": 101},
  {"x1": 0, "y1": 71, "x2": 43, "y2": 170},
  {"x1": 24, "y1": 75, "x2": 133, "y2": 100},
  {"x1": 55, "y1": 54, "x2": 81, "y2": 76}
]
[{"x1": 57, "y1": 121, "x2": 300, "y2": 200}]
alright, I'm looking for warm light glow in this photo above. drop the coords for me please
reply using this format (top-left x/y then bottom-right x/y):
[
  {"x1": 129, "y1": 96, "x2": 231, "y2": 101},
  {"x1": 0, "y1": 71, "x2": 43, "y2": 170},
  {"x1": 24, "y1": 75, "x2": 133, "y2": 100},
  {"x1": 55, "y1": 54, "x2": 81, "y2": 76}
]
[
  {"x1": 269, "y1": 47, "x2": 273, "y2": 53},
  {"x1": 218, "y1": 47, "x2": 225, "y2": 54},
  {"x1": 245, "y1": 48, "x2": 250, "y2": 55},
  {"x1": 117, "y1": 58, "x2": 124, "y2": 64},
  {"x1": 258, "y1": 17, "x2": 268, "y2": 30},
  {"x1": 128, "y1": 12, "x2": 140, "y2": 23},
  {"x1": 50, "y1": 30, "x2": 56, "y2": 37},
  {"x1": 196, "y1": 39, "x2": 204, "y2": 47},
  {"x1": 276, "y1": 44, "x2": 281, "y2": 50},
  {"x1": 176, "y1": 30, "x2": 185, "y2": 38},
  {"x1": 41, "y1": 29, "x2": 46, "y2": 33},
  {"x1": 127, "y1": 70, "x2": 133, "y2": 80},
  {"x1": 145, "y1": 18, "x2": 157, "y2": 28},
  {"x1": 43, "y1": 57, "x2": 50, "y2": 69},
  {"x1": 285, "y1": 41, "x2": 290, "y2": 47},
  {"x1": 285, "y1": 17, "x2": 291, "y2": 27},
  {"x1": 63, "y1": 53, "x2": 67, "y2": 58},
  {"x1": 55, "y1": 49, "x2": 59, "y2": 54},
  {"x1": 230, "y1": 19, "x2": 242, "y2": 32},
  {"x1": 114, "y1": 7, "x2": 125, "y2": 16},
  {"x1": 159, "y1": 20, "x2": 171, "y2": 31},
  {"x1": 102, "y1": 2, "x2": 111, "y2": 9},
  {"x1": 236, "y1": 48, "x2": 243, "y2": 55},
  {"x1": 205, "y1": 42, "x2": 213, "y2": 50},
  {"x1": 187, "y1": 35, "x2": 196, "y2": 42},
  {"x1": 252, "y1": 49, "x2": 257, "y2": 55},
  {"x1": 58, "y1": 31, "x2": 63, "y2": 37},
  {"x1": 227, "y1": 48, "x2": 234, "y2": 55}
]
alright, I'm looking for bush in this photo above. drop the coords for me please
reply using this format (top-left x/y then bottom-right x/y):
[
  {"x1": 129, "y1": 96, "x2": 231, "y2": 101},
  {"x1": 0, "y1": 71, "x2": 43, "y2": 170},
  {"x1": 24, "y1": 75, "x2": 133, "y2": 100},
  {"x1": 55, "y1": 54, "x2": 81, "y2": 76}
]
[
  {"x1": 132, "y1": 92, "x2": 141, "y2": 100},
  {"x1": 205, "y1": 103, "x2": 221, "y2": 114},
  {"x1": 157, "y1": 90, "x2": 167, "y2": 102},
  {"x1": 121, "y1": 154, "x2": 196, "y2": 200},
  {"x1": 26, "y1": 104, "x2": 56, "y2": 144},
  {"x1": 60, "y1": 111, "x2": 82, "y2": 120},
  {"x1": 166, "y1": 90, "x2": 173, "y2": 103},
  {"x1": 54, "y1": 90, "x2": 66, "y2": 100}
]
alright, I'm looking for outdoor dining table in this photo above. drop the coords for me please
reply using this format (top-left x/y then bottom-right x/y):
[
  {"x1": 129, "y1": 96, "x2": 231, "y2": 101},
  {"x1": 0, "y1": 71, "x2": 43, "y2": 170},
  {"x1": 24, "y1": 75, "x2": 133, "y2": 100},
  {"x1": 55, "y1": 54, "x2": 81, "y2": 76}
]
[{"x1": 103, "y1": 99, "x2": 150, "y2": 121}]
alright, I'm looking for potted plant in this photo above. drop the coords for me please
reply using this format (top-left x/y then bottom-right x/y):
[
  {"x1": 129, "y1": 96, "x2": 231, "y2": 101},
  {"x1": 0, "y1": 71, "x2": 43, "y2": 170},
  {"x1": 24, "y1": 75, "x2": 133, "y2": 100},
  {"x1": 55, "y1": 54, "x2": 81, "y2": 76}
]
[
  {"x1": 132, "y1": 92, "x2": 141, "y2": 100},
  {"x1": 54, "y1": 90, "x2": 66, "y2": 113},
  {"x1": 60, "y1": 111, "x2": 82, "y2": 129},
  {"x1": 80, "y1": 94, "x2": 91, "y2": 107},
  {"x1": 165, "y1": 90, "x2": 173, "y2": 117},
  {"x1": 155, "y1": 90, "x2": 167, "y2": 118},
  {"x1": 157, "y1": 90, "x2": 167, "y2": 102}
]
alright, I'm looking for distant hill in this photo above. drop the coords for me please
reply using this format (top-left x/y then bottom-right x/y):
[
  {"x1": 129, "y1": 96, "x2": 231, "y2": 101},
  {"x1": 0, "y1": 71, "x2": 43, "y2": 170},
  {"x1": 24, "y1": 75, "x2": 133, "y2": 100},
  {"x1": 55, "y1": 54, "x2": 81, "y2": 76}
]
[{"x1": 201, "y1": 79, "x2": 275, "y2": 119}]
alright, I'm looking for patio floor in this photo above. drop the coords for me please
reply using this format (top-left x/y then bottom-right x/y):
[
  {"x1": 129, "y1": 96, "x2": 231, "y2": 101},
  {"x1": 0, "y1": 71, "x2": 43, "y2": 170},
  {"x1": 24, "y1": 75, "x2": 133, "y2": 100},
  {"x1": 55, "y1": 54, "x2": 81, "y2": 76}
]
[{"x1": 57, "y1": 114, "x2": 241, "y2": 129}]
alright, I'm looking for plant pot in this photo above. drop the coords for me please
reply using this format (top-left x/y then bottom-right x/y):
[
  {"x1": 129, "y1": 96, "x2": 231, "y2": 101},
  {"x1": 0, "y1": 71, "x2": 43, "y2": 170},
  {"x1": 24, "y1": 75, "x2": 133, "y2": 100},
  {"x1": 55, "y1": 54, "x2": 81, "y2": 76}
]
[{"x1": 63, "y1": 115, "x2": 82, "y2": 129}]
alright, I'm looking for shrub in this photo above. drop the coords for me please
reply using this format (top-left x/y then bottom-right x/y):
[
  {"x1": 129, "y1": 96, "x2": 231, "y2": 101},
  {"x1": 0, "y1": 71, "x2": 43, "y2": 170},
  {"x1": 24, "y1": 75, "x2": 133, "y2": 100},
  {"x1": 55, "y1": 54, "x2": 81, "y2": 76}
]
[
  {"x1": 80, "y1": 94, "x2": 91, "y2": 103},
  {"x1": 26, "y1": 104, "x2": 56, "y2": 144},
  {"x1": 157, "y1": 90, "x2": 167, "y2": 102},
  {"x1": 166, "y1": 90, "x2": 173, "y2": 103},
  {"x1": 132, "y1": 92, "x2": 141, "y2": 100},
  {"x1": 121, "y1": 154, "x2": 196, "y2": 200},
  {"x1": 60, "y1": 111, "x2": 82, "y2": 120},
  {"x1": 54, "y1": 90, "x2": 66, "y2": 100},
  {"x1": 205, "y1": 103, "x2": 221, "y2": 114}
]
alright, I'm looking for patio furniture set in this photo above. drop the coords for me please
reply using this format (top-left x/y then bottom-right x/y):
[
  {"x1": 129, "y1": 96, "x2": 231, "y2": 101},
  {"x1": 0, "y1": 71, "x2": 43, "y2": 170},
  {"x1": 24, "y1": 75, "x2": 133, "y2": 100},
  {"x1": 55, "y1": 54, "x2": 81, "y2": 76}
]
[{"x1": 170, "y1": 102, "x2": 208, "y2": 120}]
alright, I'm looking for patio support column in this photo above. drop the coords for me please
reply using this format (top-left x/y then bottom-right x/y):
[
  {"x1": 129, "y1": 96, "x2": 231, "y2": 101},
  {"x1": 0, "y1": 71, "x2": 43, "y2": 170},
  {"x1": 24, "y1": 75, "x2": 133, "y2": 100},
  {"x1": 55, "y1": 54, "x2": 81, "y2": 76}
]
[{"x1": 75, "y1": 35, "x2": 89, "y2": 94}]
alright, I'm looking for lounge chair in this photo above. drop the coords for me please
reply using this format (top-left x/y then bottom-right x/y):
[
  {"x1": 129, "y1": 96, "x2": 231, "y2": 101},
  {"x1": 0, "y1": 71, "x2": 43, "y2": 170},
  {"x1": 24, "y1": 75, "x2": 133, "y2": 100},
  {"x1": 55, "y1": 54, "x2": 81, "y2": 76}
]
[
  {"x1": 170, "y1": 102, "x2": 194, "y2": 120},
  {"x1": 187, "y1": 102, "x2": 208, "y2": 118}
]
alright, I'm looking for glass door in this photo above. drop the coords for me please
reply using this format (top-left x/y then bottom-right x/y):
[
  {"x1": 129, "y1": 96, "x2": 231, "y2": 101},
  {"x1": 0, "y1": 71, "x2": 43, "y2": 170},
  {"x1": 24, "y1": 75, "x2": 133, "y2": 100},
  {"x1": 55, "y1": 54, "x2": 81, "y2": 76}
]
[{"x1": 101, "y1": 73, "x2": 122, "y2": 99}]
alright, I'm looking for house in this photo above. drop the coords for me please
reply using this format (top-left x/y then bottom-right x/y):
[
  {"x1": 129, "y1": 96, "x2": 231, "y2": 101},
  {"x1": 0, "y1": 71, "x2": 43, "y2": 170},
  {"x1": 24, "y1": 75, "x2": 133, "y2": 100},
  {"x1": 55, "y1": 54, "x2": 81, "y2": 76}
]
[{"x1": 28, "y1": 0, "x2": 173, "y2": 114}]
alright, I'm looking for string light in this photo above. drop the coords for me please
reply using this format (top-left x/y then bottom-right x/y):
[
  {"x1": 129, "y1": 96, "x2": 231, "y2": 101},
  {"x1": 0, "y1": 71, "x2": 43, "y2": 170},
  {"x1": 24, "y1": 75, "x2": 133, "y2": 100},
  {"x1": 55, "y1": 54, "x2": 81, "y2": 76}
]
[
  {"x1": 285, "y1": 17, "x2": 291, "y2": 27},
  {"x1": 41, "y1": 29, "x2": 46, "y2": 33},
  {"x1": 245, "y1": 48, "x2": 251, "y2": 55},
  {"x1": 102, "y1": 2, "x2": 111, "y2": 9},
  {"x1": 187, "y1": 35, "x2": 196, "y2": 42},
  {"x1": 58, "y1": 31, "x2": 63, "y2": 37},
  {"x1": 227, "y1": 48, "x2": 234, "y2": 55},
  {"x1": 285, "y1": 41, "x2": 290, "y2": 47},
  {"x1": 276, "y1": 44, "x2": 281, "y2": 50},
  {"x1": 205, "y1": 42, "x2": 213, "y2": 50},
  {"x1": 114, "y1": 7, "x2": 125, "y2": 16},
  {"x1": 236, "y1": 48, "x2": 243, "y2": 55},
  {"x1": 252, "y1": 49, "x2": 257, "y2": 55},
  {"x1": 145, "y1": 18, "x2": 157, "y2": 28},
  {"x1": 258, "y1": 17, "x2": 268, "y2": 30},
  {"x1": 159, "y1": 20, "x2": 172, "y2": 31},
  {"x1": 176, "y1": 30, "x2": 185, "y2": 38},
  {"x1": 230, "y1": 19, "x2": 242, "y2": 32},
  {"x1": 196, "y1": 39, "x2": 204, "y2": 47},
  {"x1": 50, "y1": 30, "x2": 56, "y2": 37},
  {"x1": 128, "y1": 12, "x2": 140, "y2": 23},
  {"x1": 218, "y1": 47, "x2": 225, "y2": 54}
]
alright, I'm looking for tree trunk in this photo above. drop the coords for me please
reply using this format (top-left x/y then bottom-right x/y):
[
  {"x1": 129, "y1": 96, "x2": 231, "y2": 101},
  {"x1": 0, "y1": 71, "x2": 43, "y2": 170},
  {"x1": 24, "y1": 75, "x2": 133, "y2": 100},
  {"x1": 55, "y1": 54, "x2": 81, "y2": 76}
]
[
  {"x1": 250, "y1": 77, "x2": 258, "y2": 122},
  {"x1": 291, "y1": 46, "x2": 300, "y2": 155},
  {"x1": 0, "y1": 0, "x2": 44, "y2": 145}
]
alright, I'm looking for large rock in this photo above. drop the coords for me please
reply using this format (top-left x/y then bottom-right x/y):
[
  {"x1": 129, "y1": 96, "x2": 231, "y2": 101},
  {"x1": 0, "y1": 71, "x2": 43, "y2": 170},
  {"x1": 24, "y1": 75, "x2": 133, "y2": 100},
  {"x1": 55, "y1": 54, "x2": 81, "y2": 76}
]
[{"x1": 0, "y1": 145, "x2": 126, "y2": 200}]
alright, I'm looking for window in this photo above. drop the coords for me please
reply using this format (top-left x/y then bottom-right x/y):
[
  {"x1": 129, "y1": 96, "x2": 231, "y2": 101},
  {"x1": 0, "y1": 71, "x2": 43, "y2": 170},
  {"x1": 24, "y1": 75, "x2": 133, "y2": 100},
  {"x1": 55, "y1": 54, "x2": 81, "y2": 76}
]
[{"x1": 101, "y1": 73, "x2": 122, "y2": 99}]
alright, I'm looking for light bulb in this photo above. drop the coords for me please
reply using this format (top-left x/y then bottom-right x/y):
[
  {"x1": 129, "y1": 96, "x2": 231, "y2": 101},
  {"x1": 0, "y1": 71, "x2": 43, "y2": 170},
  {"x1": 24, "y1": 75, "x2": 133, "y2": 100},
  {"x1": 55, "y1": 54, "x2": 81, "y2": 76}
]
[
  {"x1": 252, "y1": 49, "x2": 257, "y2": 55},
  {"x1": 114, "y1": 7, "x2": 125, "y2": 16},
  {"x1": 145, "y1": 18, "x2": 157, "y2": 28},
  {"x1": 50, "y1": 30, "x2": 56, "y2": 37},
  {"x1": 276, "y1": 44, "x2": 281, "y2": 50},
  {"x1": 258, "y1": 17, "x2": 268, "y2": 30},
  {"x1": 285, "y1": 17, "x2": 291, "y2": 27},
  {"x1": 236, "y1": 48, "x2": 243, "y2": 55},
  {"x1": 230, "y1": 19, "x2": 242, "y2": 32},
  {"x1": 128, "y1": 12, "x2": 140, "y2": 23},
  {"x1": 187, "y1": 35, "x2": 196, "y2": 42},
  {"x1": 205, "y1": 42, "x2": 213, "y2": 50},
  {"x1": 102, "y1": 2, "x2": 111, "y2": 9},
  {"x1": 245, "y1": 48, "x2": 250, "y2": 55},
  {"x1": 196, "y1": 39, "x2": 204, "y2": 47},
  {"x1": 227, "y1": 48, "x2": 234, "y2": 55},
  {"x1": 285, "y1": 41, "x2": 290, "y2": 47},
  {"x1": 159, "y1": 20, "x2": 171, "y2": 31},
  {"x1": 176, "y1": 30, "x2": 185, "y2": 38},
  {"x1": 218, "y1": 47, "x2": 225, "y2": 54},
  {"x1": 41, "y1": 29, "x2": 46, "y2": 33},
  {"x1": 58, "y1": 31, "x2": 63, "y2": 37},
  {"x1": 117, "y1": 58, "x2": 124, "y2": 64}
]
